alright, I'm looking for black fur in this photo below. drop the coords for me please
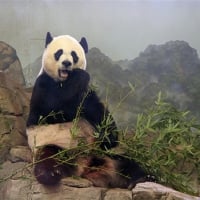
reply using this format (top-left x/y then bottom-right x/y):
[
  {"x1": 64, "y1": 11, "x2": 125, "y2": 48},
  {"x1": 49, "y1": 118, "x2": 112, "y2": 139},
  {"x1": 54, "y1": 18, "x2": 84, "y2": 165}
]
[
  {"x1": 80, "y1": 154, "x2": 154, "y2": 189},
  {"x1": 34, "y1": 146, "x2": 63, "y2": 185},
  {"x1": 45, "y1": 32, "x2": 53, "y2": 48},
  {"x1": 71, "y1": 51, "x2": 79, "y2": 63},
  {"x1": 110, "y1": 155, "x2": 152, "y2": 188},
  {"x1": 79, "y1": 37, "x2": 88, "y2": 53},
  {"x1": 54, "y1": 49, "x2": 63, "y2": 61},
  {"x1": 27, "y1": 69, "x2": 118, "y2": 149}
]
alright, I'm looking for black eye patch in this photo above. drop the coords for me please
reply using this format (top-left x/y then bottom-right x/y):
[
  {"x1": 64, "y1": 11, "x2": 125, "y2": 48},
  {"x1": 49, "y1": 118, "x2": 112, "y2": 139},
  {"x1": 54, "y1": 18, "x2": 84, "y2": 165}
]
[
  {"x1": 54, "y1": 49, "x2": 63, "y2": 61},
  {"x1": 71, "y1": 51, "x2": 79, "y2": 64}
]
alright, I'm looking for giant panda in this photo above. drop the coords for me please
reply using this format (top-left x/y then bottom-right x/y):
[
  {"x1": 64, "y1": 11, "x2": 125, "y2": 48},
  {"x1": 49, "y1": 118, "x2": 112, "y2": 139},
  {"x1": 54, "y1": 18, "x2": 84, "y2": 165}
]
[
  {"x1": 27, "y1": 32, "x2": 118, "y2": 149},
  {"x1": 26, "y1": 32, "x2": 153, "y2": 187}
]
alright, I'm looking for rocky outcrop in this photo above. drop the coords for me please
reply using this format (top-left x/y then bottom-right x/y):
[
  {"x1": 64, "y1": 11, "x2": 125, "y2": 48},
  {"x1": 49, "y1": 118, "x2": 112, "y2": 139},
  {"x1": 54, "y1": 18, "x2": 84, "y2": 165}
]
[
  {"x1": 0, "y1": 41, "x2": 25, "y2": 85},
  {"x1": 0, "y1": 148, "x2": 199, "y2": 200},
  {"x1": 0, "y1": 72, "x2": 29, "y2": 163}
]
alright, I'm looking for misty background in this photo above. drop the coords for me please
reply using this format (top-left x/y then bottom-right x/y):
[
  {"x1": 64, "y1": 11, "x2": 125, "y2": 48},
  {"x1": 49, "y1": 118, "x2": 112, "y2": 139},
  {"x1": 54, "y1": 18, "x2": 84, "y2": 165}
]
[{"x1": 0, "y1": 0, "x2": 200, "y2": 68}]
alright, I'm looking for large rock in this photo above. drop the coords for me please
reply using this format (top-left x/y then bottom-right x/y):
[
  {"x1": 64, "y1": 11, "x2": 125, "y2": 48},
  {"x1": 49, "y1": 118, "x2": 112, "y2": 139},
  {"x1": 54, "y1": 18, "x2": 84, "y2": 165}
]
[
  {"x1": 0, "y1": 72, "x2": 29, "y2": 163},
  {"x1": 0, "y1": 41, "x2": 25, "y2": 85}
]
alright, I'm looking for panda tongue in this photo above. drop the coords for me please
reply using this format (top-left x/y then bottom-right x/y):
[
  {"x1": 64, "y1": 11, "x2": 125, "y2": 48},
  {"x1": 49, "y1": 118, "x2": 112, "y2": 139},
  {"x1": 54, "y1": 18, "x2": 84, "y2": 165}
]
[{"x1": 59, "y1": 69, "x2": 68, "y2": 78}]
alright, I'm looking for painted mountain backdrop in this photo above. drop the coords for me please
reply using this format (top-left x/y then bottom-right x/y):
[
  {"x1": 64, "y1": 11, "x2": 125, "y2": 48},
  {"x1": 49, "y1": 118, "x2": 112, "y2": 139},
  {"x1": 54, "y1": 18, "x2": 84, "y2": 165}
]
[{"x1": 23, "y1": 40, "x2": 200, "y2": 127}]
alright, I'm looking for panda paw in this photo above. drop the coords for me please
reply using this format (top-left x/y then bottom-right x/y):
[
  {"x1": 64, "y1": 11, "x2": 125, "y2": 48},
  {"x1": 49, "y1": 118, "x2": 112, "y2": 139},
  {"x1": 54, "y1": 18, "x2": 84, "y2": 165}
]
[
  {"x1": 34, "y1": 146, "x2": 64, "y2": 185},
  {"x1": 34, "y1": 158, "x2": 63, "y2": 185}
]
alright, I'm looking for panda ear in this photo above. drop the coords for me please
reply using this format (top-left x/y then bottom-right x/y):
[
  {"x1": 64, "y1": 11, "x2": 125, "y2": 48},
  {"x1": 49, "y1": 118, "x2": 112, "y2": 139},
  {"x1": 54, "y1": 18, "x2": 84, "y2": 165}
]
[
  {"x1": 45, "y1": 32, "x2": 53, "y2": 48},
  {"x1": 80, "y1": 37, "x2": 88, "y2": 53}
]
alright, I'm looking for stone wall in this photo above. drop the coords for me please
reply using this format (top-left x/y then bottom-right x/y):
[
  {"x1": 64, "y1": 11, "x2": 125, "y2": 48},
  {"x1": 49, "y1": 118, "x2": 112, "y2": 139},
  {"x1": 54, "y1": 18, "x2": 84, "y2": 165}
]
[{"x1": 0, "y1": 72, "x2": 29, "y2": 163}]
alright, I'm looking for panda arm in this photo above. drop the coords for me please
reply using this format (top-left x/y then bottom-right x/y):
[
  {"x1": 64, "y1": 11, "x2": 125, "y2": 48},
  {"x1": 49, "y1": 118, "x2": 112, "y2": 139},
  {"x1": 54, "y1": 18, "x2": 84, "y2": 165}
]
[
  {"x1": 26, "y1": 76, "x2": 47, "y2": 127},
  {"x1": 63, "y1": 69, "x2": 90, "y2": 100},
  {"x1": 26, "y1": 91, "x2": 42, "y2": 127},
  {"x1": 83, "y1": 91, "x2": 118, "y2": 149}
]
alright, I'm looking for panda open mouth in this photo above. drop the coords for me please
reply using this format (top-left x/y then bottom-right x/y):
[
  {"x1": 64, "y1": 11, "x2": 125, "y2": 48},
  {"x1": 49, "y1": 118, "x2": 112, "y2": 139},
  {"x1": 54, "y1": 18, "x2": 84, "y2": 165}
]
[{"x1": 58, "y1": 69, "x2": 69, "y2": 79}]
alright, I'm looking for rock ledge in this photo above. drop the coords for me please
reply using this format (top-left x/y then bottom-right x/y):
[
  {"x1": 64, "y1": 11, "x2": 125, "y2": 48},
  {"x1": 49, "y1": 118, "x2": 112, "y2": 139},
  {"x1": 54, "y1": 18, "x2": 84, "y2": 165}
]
[{"x1": 0, "y1": 150, "x2": 199, "y2": 200}]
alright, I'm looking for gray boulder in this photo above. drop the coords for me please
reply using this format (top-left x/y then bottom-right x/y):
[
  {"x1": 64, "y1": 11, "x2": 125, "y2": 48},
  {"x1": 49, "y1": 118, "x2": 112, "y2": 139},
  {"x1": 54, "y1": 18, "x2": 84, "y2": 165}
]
[{"x1": 0, "y1": 41, "x2": 25, "y2": 85}]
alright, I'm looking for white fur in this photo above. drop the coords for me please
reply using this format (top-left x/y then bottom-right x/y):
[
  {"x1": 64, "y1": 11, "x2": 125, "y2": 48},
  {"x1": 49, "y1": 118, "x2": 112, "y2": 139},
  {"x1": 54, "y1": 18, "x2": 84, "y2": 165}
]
[
  {"x1": 26, "y1": 119, "x2": 94, "y2": 156},
  {"x1": 38, "y1": 35, "x2": 87, "y2": 81}
]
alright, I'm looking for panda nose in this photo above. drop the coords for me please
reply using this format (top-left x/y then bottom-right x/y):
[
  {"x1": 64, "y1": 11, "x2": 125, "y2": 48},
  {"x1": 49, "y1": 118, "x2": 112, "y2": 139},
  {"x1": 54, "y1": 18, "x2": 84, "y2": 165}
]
[{"x1": 62, "y1": 60, "x2": 72, "y2": 68}]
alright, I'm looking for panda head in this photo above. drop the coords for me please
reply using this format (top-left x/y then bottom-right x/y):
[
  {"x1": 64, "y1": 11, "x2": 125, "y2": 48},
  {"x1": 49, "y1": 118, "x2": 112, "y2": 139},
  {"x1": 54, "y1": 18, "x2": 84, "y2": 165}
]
[{"x1": 40, "y1": 32, "x2": 88, "y2": 81}]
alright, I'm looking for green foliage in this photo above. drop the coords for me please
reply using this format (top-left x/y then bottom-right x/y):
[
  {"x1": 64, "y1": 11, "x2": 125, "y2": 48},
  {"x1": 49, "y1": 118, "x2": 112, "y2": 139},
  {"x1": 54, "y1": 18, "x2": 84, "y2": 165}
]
[{"x1": 121, "y1": 92, "x2": 200, "y2": 195}]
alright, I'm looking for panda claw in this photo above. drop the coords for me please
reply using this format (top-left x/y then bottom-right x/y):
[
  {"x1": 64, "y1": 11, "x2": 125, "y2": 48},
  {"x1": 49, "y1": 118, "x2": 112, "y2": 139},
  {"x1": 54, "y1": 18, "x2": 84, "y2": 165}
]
[
  {"x1": 55, "y1": 169, "x2": 61, "y2": 175},
  {"x1": 51, "y1": 172, "x2": 55, "y2": 177}
]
